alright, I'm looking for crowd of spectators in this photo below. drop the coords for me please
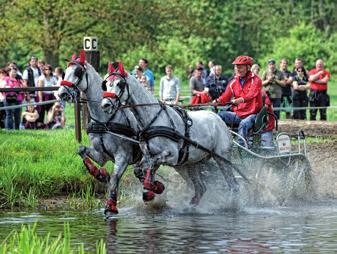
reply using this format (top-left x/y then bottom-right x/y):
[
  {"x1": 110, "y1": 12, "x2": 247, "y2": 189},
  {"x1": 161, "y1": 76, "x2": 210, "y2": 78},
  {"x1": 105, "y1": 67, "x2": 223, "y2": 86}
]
[
  {"x1": 0, "y1": 55, "x2": 331, "y2": 131},
  {"x1": 0, "y1": 56, "x2": 65, "y2": 130}
]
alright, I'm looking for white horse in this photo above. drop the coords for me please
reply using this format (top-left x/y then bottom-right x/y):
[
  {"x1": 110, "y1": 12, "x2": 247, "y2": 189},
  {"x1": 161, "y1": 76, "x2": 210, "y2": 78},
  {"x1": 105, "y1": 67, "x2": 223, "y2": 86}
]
[
  {"x1": 57, "y1": 52, "x2": 164, "y2": 215},
  {"x1": 101, "y1": 62, "x2": 240, "y2": 205}
]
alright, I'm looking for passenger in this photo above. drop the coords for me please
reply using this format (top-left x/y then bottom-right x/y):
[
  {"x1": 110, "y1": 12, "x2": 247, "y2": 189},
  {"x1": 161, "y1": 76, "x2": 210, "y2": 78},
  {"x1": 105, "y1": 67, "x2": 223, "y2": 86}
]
[
  {"x1": 260, "y1": 91, "x2": 276, "y2": 148},
  {"x1": 215, "y1": 55, "x2": 263, "y2": 146}
]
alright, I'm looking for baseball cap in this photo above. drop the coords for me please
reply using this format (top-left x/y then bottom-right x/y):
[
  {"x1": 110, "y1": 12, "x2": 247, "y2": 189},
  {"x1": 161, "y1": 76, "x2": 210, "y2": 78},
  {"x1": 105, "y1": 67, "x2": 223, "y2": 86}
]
[{"x1": 268, "y1": 59, "x2": 275, "y2": 65}]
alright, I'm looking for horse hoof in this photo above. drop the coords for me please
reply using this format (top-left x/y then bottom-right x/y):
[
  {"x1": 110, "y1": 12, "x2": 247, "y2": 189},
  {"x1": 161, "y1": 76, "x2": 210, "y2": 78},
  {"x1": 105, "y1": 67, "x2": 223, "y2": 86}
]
[
  {"x1": 190, "y1": 196, "x2": 200, "y2": 206},
  {"x1": 153, "y1": 181, "x2": 165, "y2": 194},
  {"x1": 105, "y1": 199, "x2": 119, "y2": 214},
  {"x1": 143, "y1": 190, "x2": 155, "y2": 202},
  {"x1": 77, "y1": 145, "x2": 87, "y2": 159}
]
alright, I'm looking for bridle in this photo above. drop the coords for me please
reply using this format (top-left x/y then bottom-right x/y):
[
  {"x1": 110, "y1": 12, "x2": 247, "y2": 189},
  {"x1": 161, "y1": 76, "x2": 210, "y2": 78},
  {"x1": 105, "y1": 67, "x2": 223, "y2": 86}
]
[
  {"x1": 60, "y1": 61, "x2": 89, "y2": 102},
  {"x1": 101, "y1": 72, "x2": 130, "y2": 109}
]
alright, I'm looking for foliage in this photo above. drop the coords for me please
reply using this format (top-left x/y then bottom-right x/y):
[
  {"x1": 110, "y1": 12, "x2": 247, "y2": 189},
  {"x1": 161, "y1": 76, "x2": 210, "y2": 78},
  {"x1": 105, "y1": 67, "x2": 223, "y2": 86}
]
[
  {"x1": 260, "y1": 23, "x2": 336, "y2": 71},
  {"x1": 1, "y1": 0, "x2": 336, "y2": 77}
]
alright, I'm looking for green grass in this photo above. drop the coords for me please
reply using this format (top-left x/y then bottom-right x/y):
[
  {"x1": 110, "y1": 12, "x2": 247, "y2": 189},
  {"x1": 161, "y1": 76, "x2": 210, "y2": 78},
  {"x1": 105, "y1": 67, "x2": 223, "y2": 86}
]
[
  {"x1": 0, "y1": 223, "x2": 106, "y2": 254},
  {"x1": 0, "y1": 127, "x2": 127, "y2": 209}
]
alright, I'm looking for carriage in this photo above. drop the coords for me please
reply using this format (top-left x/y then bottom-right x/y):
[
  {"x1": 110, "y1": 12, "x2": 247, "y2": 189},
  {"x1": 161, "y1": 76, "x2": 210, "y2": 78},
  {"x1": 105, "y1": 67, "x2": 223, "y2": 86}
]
[{"x1": 59, "y1": 55, "x2": 314, "y2": 215}]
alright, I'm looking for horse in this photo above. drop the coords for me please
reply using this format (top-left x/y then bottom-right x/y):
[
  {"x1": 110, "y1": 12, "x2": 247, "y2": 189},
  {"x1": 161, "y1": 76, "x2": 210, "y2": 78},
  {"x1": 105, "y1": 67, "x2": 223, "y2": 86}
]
[
  {"x1": 100, "y1": 62, "x2": 240, "y2": 205},
  {"x1": 57, "y1": 51, "x2": 164, "y2": 215}
]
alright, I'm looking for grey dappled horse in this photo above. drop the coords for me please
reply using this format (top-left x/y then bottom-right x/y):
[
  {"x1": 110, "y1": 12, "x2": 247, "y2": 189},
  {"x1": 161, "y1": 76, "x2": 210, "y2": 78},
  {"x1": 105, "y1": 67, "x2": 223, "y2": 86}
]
[
  {"x1": 101, "y1": 62, "x2": 239, "y2": 205},
  {"x1": 57, "y1": 52, "x2": 164, "y2": 215}
]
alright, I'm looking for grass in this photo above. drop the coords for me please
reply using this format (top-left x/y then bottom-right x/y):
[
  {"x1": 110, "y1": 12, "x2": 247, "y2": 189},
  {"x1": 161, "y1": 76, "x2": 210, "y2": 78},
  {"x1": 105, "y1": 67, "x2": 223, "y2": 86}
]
[
  {"x1": 0, "y1": 127, "x2": 131, "y2": 209},
  {"x1": 0, "y1": 223, "x2": 106, "y2": 254}
]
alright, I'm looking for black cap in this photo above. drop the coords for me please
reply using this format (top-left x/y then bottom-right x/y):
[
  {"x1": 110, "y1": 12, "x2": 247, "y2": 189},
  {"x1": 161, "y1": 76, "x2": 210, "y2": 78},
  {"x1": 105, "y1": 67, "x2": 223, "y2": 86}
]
[{"x1": 268, "y1": 59, "x2": 275, "y2": 65}]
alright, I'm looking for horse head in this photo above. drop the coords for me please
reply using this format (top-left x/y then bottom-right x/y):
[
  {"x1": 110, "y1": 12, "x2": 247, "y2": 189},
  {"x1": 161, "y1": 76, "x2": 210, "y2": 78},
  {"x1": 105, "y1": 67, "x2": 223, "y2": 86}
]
[
  {"x1": 58, "y1": 50, "x2": 87, "y2": 102},
  {"x1": 101, "y1": 62, "x2": 129, "y2": 114}
]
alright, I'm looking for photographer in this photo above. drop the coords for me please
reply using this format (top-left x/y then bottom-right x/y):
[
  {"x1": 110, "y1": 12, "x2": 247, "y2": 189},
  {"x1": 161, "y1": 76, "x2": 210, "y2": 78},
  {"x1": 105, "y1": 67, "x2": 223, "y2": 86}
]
[{"x1": 262, "y1": 59, "x2": 285, "y2": 119}]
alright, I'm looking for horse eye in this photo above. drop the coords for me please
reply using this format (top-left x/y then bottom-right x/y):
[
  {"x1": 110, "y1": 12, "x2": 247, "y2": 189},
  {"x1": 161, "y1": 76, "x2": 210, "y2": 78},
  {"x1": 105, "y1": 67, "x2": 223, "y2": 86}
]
[
  {"x1": 118, "y1": 81, "x2": 126, "y2": 89},
  {"x1": 101, "y1": 80, "x2": 107, "y2": 91}
]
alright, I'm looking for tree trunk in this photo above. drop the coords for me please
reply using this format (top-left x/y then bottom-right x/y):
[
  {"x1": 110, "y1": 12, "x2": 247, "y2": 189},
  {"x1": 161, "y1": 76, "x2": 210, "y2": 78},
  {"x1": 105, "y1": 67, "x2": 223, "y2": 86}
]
[{"x1": 43, "y1": 48, "x2": 59, "y2": 68}]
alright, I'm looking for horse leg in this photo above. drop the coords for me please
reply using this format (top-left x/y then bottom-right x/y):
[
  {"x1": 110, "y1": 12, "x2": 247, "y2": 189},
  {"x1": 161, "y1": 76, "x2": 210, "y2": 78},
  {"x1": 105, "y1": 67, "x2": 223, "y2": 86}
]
[
  {"x1": 188, "y1": 165, "x2": 207, "y2": 205},
  {"x1": 214, "y1": 156, "x2": 239, "y2": 192},
  {"x1": 105, "y1": 157, "x2": 130, "y2": 216},
  {"x1": 138, "y1": 144, "x2": 163, "y2": 201},
  {"x1": 77, "y1": 145, "x2": 110, "y2": 183}
]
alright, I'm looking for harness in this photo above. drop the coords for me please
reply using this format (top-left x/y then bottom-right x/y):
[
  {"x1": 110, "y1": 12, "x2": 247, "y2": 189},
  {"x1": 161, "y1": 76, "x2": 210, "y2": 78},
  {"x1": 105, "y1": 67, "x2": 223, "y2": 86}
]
[
  {"x1": 86, "y1": 120, "x2": 142, "y2": 165},
  {"x1": 137, "y1": 103, "x2": 193, "y2": 165}
]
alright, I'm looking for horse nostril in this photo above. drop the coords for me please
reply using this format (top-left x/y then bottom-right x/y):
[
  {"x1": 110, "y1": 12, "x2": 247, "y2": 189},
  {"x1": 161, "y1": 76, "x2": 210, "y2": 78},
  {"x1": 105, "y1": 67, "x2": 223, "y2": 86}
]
[{"x1": 101, "y1": 102, "x2": 110, "y2": 110}]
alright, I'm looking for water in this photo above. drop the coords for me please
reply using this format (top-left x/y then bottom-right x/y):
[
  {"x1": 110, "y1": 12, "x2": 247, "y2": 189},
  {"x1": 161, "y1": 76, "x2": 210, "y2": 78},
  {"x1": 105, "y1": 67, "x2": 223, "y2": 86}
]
[{"x1": 1, "y1": 200, "x2": 337, "y2": 253}]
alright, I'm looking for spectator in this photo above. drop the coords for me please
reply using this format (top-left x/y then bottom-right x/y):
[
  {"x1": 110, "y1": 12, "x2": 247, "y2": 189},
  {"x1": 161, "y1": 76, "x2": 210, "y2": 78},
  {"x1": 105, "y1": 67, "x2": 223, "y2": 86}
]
[
  {"x1": 47, "y1": 102, "x2": 66, "y2": 129},
  {"x1": 205, "y1": 65, "x2": 228, "y2": 100},
  {"x1": 139, "y1": 58, "x2": 155, "y2": 92},
  {"x1": 207, "y1": 60, "x2": 215, "y2": 76},
  {"x1": 0, "y1": 68, "x2": 8, "y2": 128},
  {"x1": 308, "y1": 59, "x2": 331, "y2": 121},
  {"x1": 262, "y1": 59, "x2": 285, "y2": 119},
  {"x1": 251, "y1": 64, "x2": 260, "y2": 76},
  {"x1": 139, "y1": 75, "x2": 151, "y2": 92},
  {"x1": 37, "y1": 64, "x2": 58, "y2": 124},
  {"x1": 292, "y1": 67, "x2": 310, "y2": 120},
  {"x1": 189, "y1": 67, "x2": 210, "y2": 104},
  {"x1": 196, "y1": 61, "x2": 207, "y2": 84},
  {"x1": 22, "y1": 103, "x2": 39, "y2": 129},
  {"x1": 22, "y1": 56, "x2": 41, "y2": 101},
  {"x1": 294, "y1": 57, "x2": 304, "y2": 69},
  {"x1": 4, "y1": 67, "x2": 24, "y2": 130},
  {"x1": 279, "y1": 59, "x2": 293, "y2": 119},
  {"x1": 159, "y1": 65, "x2": 180, "y2": 105},
  {"x1": 7, "y1": 61, "x2": 22, "y2": 79},
  {"x1": 134, "y1": 65, "x2": 146, "y2": 82},
  {"x1": 38, "y1": 60, "x2": 46, "y2": 73}
]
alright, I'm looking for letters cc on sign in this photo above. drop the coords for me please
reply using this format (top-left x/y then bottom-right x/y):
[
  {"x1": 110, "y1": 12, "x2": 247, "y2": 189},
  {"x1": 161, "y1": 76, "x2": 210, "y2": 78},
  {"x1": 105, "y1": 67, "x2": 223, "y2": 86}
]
[{"x1": 83, "y1": 37, "x2": 98, "y2": 51}]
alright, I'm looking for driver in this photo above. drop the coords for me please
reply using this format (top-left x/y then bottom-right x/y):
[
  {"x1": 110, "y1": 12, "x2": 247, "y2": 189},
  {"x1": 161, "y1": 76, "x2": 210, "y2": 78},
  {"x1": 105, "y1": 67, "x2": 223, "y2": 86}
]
[{"x1": 215, "y1": 55, "x2": 263, "y2": 145}]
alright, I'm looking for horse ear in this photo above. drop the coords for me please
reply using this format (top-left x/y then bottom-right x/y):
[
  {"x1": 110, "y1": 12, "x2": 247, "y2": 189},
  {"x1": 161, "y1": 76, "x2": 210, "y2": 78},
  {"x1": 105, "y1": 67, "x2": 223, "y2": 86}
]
[
  {"x1": 71, "y1": 54, "x2": 77, "y2": 61},
  {"x1": 79, "y1": 50, "x2": 86, "y2": 64},
  {"x1": 108, "y1": 62, "x2": 115, "y2": 74},
  {"x1": 118, "y1": 62, "x2": 128, "y2": 77}
]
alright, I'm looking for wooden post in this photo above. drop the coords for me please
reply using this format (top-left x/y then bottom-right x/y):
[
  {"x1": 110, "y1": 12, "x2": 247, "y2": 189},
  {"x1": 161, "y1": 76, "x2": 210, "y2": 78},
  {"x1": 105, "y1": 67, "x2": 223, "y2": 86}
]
[
  {"x1": 82, "y1": 37, "x2": 100, "y2": 129},
  {"x1": 74, "y1": 93, "x2": 82, "y2": 143}
]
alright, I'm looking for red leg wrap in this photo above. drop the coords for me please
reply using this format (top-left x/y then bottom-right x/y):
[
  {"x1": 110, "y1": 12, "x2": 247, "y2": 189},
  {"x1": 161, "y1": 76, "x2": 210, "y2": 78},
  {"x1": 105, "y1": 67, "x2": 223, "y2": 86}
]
[
  {"x1": 143, "y1": 168, "x2": 154, "y2": 191},
  {"x1": 153, "y1": 181, "x2": 165, "y2": 194},
  {"x1": 83, "y1": 159, "x2": 109, "y2": 183},
  {"x1": 105, "y1": 199, "x2": 118, "y2": 214}
]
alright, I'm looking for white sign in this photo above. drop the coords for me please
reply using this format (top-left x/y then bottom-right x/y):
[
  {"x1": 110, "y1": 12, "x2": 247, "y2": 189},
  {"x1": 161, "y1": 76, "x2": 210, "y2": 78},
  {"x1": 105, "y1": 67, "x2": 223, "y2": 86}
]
[
  {"x1": 277, "y1": 134, "x2": 291, "y2": 154},
  {"x1": 83, "y1": 37, "x2": 98, "y2": 51}
]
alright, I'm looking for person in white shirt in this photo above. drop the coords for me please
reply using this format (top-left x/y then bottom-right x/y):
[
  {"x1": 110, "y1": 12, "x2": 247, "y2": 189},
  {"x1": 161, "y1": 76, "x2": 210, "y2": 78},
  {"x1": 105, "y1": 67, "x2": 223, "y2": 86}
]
[
  {"x1": 159, "y1": 65, "x2": 180, "y2": 105},
  {"x1": 37, "y1": 64, "x2": 57, "y2": 123}
]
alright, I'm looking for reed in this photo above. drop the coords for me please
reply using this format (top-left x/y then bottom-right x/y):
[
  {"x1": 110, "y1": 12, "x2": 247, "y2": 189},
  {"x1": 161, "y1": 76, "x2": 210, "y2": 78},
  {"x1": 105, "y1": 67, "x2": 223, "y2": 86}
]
[{"x1": 0, "y1": 223, "x2": 106, "y2": 254}]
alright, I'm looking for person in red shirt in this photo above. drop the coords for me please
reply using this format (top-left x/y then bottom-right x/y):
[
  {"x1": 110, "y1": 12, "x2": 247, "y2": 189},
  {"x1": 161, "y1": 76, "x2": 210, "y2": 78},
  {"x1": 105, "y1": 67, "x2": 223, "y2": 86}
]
[
  {"x1": 216, "y1": 55, "x2": 263, "y2": 145},
  {"x1": 308, "y1": 59, "x2": 331, "y2": 121}
]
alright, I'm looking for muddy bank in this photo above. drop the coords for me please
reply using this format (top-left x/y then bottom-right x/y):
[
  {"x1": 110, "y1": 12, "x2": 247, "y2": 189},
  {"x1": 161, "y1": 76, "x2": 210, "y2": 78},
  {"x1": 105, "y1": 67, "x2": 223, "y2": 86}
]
[
  {"x1": 307, "y1": 139, "x2": 337, "y2": 198},
  {"x1": 278, "y1": 119, "x2": 337, "y2": 136}
]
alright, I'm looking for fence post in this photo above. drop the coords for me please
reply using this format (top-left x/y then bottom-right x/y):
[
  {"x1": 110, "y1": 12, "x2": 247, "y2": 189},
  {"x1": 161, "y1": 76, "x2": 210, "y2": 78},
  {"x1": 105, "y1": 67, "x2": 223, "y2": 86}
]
[{"x1": 82, "y1": 37, "x2": 100, "y2": 130}]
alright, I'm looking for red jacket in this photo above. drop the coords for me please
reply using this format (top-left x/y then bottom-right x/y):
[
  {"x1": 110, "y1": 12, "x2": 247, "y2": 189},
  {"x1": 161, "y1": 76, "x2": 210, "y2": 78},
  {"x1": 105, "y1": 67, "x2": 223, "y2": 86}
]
[
  {"x1": 308, "y1": 69, "x2": 330, "y2": 91},
  {"x1": 217, "y1": 71, "x2": 263, "y2": 118}
]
